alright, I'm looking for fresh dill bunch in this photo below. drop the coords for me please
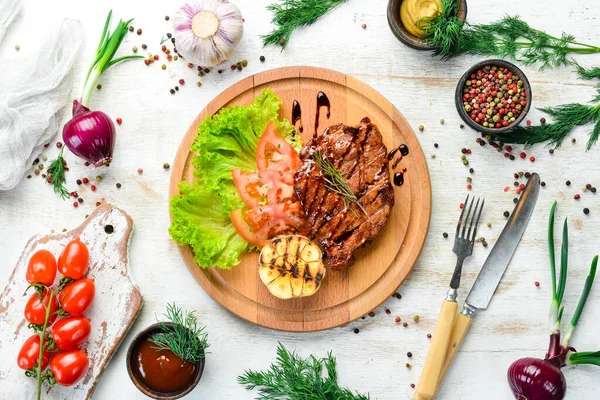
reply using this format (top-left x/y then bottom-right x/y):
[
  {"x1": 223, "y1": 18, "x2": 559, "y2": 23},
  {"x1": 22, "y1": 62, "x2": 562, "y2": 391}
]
[
  {"x1": 262, "y1": 0, "x2": 348, "y2": 49},
  {"x1": 423, "y1": 0, "x2": 600, "y2": 70},
  {"x1": 576, "y1": 64, "x2": 600, "y2": 80},
  {"x1": 238, "y1": 343, "x2": 370, "y2": 400},
  {"x1": 312, "y1": 151, "x2": 368, "y2": 219},
  {"x1": 149, "y1": 303, "x2": 209, "y2": 363},
  {"x1": 46, "y1": 147, "x2": 69, "y2": 200}
]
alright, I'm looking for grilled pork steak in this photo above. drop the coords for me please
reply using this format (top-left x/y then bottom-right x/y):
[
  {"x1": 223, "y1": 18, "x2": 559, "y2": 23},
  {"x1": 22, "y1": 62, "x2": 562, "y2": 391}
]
[{"x1": 293, "y1": 117, "x2": 394, "y2": 271}]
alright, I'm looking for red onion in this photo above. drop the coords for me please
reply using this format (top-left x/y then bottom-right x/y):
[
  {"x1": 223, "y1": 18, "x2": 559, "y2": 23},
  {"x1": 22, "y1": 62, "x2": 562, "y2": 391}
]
[
  {"x1": 508, "y1": 357, "x2": 566, "y2": 400},
  {"x1": 62, "y1": 100, "x2": 115, "y2": 168}
]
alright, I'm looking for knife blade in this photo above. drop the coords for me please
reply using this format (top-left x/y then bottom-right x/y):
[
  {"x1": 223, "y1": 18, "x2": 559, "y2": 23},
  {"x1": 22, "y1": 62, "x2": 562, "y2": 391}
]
[
  {"x1": 437, "y1": 172, "x2": 540, "y2": 390},
  {"x1": 464, "y1": 172, "x2": 540, "y2": 311}
]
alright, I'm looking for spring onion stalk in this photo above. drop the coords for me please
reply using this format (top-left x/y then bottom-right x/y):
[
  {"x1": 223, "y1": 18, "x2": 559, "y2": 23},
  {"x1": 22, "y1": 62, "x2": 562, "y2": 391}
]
[
  {"x1": 562, "y1": 256, "x2": 598, "y2": 346},
  {"x1": 80, "y1": 11, "x2": 142, "y2": 107}
]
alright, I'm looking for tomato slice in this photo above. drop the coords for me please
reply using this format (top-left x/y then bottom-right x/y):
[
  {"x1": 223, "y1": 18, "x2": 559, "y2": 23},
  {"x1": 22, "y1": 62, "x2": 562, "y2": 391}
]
[
  {"x1": 230, "y1": 203, "x2": 306, "y2": 248},
  {"x1": 232, "y1": 169, "x2": 297, "y2": 208},
  {"x1": 256, "y1": 121, "x2": 303, "y2": 173}
]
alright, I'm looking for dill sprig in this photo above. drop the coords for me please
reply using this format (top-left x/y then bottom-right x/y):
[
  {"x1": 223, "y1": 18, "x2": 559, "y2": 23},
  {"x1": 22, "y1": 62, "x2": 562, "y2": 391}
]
[
  {"x1": 149, "y1": 303, "x2": 209, "y2": 363},
  {"x1": 492, "y1": 65, "x2": 600, "y2": 150},
  {"x1": 238, "y1": 343, "x2": 370, "y2": 400},
  {"x1": 422, "y1": 0, "x2": 600, "y2": 70},
  {"x1": 46, "y1": 147, "x2": 69, "y2": 200},
  {"x1": 312, "y1": 151, "x2": 368, "y2": 219},
  {"x1": 262, "y1": 0, "x2": 348, "y2": 49}
]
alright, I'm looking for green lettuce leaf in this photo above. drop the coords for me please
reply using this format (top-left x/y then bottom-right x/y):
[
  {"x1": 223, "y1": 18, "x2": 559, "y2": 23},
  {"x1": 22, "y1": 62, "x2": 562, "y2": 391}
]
[{"x1": 169, "y1": 89, "x2": 301, "y2": 269}]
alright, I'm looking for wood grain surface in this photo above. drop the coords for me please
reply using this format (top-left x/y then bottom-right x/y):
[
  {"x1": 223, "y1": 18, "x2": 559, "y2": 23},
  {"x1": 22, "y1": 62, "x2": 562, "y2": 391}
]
[
  {"x1": 0, "y1": 205, "x2": 142, "y2": 399},
  {"x1": 170, "y1": 67, "x2": 432, "y2": 332},
  {"x1": 1, "y1": 0, "x2": 599, "y2": 398}
]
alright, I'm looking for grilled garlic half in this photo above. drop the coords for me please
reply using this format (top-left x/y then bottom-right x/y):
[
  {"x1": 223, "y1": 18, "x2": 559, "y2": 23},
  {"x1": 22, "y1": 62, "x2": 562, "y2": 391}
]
[
  {"x1": 172, "y1": 0, "x2": 243, "y2": 68},
  {"x1": 259, "y1": 235, "x2": 326, "y2": 300}
]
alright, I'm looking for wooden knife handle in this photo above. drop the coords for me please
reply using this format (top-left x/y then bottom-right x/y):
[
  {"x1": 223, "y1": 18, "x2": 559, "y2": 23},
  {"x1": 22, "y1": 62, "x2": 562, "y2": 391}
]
[
  {"x1": 438, "y1": 312, "x2": 473, "y2": 388},
  {"x1": 413, "y1": 300, "x2": 458, "y2": 400}
]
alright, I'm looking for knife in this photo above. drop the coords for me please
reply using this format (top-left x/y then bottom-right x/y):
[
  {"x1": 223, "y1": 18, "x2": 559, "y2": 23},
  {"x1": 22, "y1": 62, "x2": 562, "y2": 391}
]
[{"x1": 437, "y1": 172, "x2": 540, "y2": 387}]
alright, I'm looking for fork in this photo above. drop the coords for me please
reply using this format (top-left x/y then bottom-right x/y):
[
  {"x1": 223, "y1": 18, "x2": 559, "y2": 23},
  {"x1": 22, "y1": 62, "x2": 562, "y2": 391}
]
[{"x1": 414, "y1": 195, "x2": 484, "y2": 400}]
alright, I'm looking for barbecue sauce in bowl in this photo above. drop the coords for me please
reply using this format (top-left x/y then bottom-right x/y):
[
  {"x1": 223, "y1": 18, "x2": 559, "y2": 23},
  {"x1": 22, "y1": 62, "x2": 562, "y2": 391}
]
[
  {"x1": 133, "y1": 336, "x2": 198, "y2": 393},
  {"x1": 127, "y1": 323, "x2": 205, "y2": 399}
]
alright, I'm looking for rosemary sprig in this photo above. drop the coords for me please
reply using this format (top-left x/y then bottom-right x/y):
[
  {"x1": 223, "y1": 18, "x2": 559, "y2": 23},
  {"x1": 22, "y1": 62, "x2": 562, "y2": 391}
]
[
  {"x1": 262, "y1": 0, "x2": 348, "y2": 49},
  {"x1": 149, "y1": 303, "x2": 209, "y2": 363},
  {"x1": 422, "y1": 0, "x2": 600, "y2": 70},
  {"x1": 46, "y1": 147, "x2": 69, "y2": 200},
  {"x1": 238, "y1": 343, "x2": 370, "y2": 400},
  {"x1": 312, "y1": 151, "x2": 368, "y2": 219},
  {"x1": 492, "y1": 65, "x2": 600, "y2": 150}
]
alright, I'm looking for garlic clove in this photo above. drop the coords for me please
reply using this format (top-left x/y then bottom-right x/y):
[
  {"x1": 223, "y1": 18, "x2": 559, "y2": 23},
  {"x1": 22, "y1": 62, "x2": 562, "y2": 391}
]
[{"x1": 172, "y1": 0, "x2": 244, "y2": 68}]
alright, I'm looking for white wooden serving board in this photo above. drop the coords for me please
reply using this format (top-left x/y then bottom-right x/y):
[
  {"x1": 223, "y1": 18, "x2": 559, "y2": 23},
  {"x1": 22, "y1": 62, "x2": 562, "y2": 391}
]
[{"x1": 0, "y1": 204, "x2": 142, "y2": 399}]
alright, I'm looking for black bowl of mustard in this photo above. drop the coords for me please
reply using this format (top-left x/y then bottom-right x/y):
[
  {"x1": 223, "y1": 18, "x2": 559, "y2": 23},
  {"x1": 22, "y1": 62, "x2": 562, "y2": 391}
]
[
  {"x1": 127, "y1": 323, "x2": 205, "y2": 399},
  {"x1": 387, "y1": 0, "x2": 468, "y2": 50}
]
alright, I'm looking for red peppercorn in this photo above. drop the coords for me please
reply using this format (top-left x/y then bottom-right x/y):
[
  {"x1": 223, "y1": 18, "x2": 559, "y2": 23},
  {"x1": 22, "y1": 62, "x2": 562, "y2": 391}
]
[
  {"x1": 506, "y1": 146, "x2": 513, "y2": 152},
  {"x1": 116, "y1": 118, "x2": 122, "y2": 125},
  {"x1": 467, "y1": 184, "x2": 472, "y2": 190},
  {"x1": 395, "y1": 316, "x2": 401, "y2": 323},
  {"x1": 84, "y1": 162, "x2": 90, "y2": 166},
  {"x1": 91, "y1": 185, "x2": 96, "y2": 192},
  {"x1": 82, "y1": 177, "x2": 89, "y2": 184},
  {"x1": 574, "y1": 194, "x2": 581, "y2": 200},
  {"x1": 411, "y1": 384, "x2": 416, "y2": 389},
  {"x1": 56, "y1": 142, "x2": 63, "y2": 148},
  {"x1": 520, "y1": 152, "x2": 526, "y2": 159},
  {"x1": 96, "y1": 202, "x2": 101, "y2": 207},
  {"x1": 179, "y1": 78, "x2": 185, "y2": 85},
  {"x1": 144, "y1": 59, "x2": 150, "y2": 66},
  {"x1": 385, "y1": 308, "x2": 391, "y2": 314},
  {"x1": 161, "y1": 45, "x2": 167, "y2": 52},
  {"x1": 137, "y1": 168, "x2": 143, "y2": 174},
  {"x1": 504, "y1": 153, "x2": 509, "y2": 158},
  {"x1": 137, "y1": 28, "x2": 142, "y2": 35},
  {"x1": 167, "y1": 55, "x2": 173, "y2": 61},
  {"x1": 460, "y1": 203, "x2": 465, "y2": 209},
  {"x1": 187, "y1": 62, "x2": 194, "y2": 68},
  {"x1": 514, "y1": 173, "x2": 519, "y2": 179},
  {"x1": 73, "y1": 202, "x2": 78, "y2": 208},
  {"x1": 504, "y1": 186, "x2": 510, "y2": 192},
  {"x1": 535, "y1": 281, "x2": 540, "y2": 287},
  {"x1": 530, "y1": 156, "x2": 535, "y2": 162},
  {"x1": 153, "y1": 55, "x2": 159, "y2": 61}
]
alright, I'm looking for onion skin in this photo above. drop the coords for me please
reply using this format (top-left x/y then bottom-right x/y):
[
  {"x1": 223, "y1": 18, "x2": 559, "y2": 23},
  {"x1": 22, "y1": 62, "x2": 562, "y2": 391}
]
[
  {"x1": 62, "y1": 100, "x2": 115, "y2": 168},
  {"x1": 507, "y1": 357, "x2": 567, "y2": 400}
]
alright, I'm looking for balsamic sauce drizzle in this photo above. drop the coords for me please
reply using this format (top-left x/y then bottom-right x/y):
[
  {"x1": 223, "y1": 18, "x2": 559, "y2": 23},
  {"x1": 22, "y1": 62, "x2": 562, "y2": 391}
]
[
  {"x1": 292, "y1": 100, "x2": 303, "y2": 133},
  {"x1": 314, "y1": 91, "x2": 331, "y2": 138},
  {"x1": 388, "y1": 144, "x2": 410, "y2": 186}
]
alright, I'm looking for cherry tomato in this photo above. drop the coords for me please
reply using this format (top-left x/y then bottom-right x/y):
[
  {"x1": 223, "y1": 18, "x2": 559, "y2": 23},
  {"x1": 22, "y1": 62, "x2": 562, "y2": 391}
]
[
  {"x1": 52, "y1": 317, "x2": 92, "y2": 351},
  {"x1": 59, "y1": 278, "x2": 95, "y2": 317},
  {"x1": 49, "y1": 349, "x2": 89, "y2": 386},
  {"x1": 24, "y1": 289, "x2": 59, "y2": 326},
  {"x1": 26, "y1": 249, "x2": 57, "y2": 286},
  {"x1": 17, "y1": 335, "x2": 50, "y2": 370},
  {"x1": 58, "y1": 239, "x2": 89, "y2": 280}
]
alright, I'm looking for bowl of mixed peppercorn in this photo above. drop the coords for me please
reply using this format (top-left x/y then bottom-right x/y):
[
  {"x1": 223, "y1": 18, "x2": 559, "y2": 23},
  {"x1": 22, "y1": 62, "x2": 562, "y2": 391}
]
[{"x1": 455, "y1": 59, "x2": 532, "y2": 134}]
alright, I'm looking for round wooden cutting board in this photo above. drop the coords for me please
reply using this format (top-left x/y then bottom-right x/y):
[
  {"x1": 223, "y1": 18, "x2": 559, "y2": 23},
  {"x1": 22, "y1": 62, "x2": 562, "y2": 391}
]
[{"x1": 170, "y1": 67, "x2": 431, "y2": 332}]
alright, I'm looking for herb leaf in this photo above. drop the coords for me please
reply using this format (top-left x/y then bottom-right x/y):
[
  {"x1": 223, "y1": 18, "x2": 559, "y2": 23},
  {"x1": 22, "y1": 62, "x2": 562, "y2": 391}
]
[
  {"x1": 238, "y1": 343, "x2": 370, "y2": 399},
  {"x1": 149, "y1": 303, "x2": 209, "y2": 363},
  {"x1": 46, "y1": 147, "x2": 69, "y2": 200},
  {"x1": 312, "y1": 151, "x2": 369, "y2": 219},
  {"x1": 422, "y1": 0, "x2": 600, "y2": 70},
  {"x1": 262, "y1": 0, "x2": 348, "y2": 49}
]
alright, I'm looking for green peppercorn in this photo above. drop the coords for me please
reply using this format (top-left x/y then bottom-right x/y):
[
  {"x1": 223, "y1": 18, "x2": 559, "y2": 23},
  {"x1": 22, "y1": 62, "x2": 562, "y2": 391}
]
[
  {"x1": 413, "y1": 315, "x2": 420, "y2": 322},
  {"x1": 132, "y1": 46, "x2": 138, "y2": 53},
  {"x1": 163, "y1": 163, "x2": 170, "y2": 170},
  {"x1": 418, "y1": 125, "x2": 424, "y2": 131},
  {"x1": 463, "y1": 159, "x2": 469, "y2": 166},
  {"x1": 242, "y1": 60, "x2": 248, "y2": 67},
  {"x1": 440, "y1": 119, "x2": 445, "y2": 124}
]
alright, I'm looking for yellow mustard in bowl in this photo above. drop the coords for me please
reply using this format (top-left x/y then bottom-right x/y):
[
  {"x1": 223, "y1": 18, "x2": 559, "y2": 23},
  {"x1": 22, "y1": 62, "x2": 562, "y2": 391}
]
[{"x1": 400, "y1": 0, "x2": 442, "y2": 37}]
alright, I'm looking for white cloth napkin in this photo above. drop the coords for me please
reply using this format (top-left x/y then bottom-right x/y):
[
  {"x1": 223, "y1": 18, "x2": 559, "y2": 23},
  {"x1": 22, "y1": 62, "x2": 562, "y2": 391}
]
[
  {"x1": 0, "y1": 0, "x2": 22, "y2": 43},
  {"x1": 0, "y1": 17, "x2": 83, "y2": 190}
]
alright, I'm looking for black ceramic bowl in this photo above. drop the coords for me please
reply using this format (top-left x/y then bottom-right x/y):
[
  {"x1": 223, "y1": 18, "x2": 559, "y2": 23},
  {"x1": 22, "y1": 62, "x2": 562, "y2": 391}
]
[
  {"x1": 387, "y1": 0, "x2": 467, "y2": 50},
  {"x1": 127, "y1": 323, "x2": 205, "y2": 400},
  {"x1": 455, "y1": 59, "x2": 532, "y2": 135}
]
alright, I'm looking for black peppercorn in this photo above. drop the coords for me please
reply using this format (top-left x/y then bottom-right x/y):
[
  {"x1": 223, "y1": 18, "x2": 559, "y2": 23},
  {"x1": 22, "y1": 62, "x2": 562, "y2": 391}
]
[
  {"x1": 566, "y1": 180, "x2": 571, "y2": 186},
  {"x1": 434, "y1": 143, "x2": 439, "y2": 148},
  {"x1": 385, "y1": 308, "x2": 391, "y2": 314},
  {"x1": 540, "y1": 117, "x2": 546, "y2": 124},
  {"x1": 407, "y1": 352, "x2": 413, "y2": 358},
  {"x1": 525, "y1": 172, "x2": 531, "y2": 179},
  {"x1": 175, "y1": 86, "x2": 179, "y2": 91},
  {"x1": 514, "y1": 181, "x2": 519, "y2": 187},
  {"x1": 170, "y1": 88, "x2": 175, "y2": 94},
  {"x1": 76, "y1": 179, "x2": 82, "y2": 185},
  {"x1": 260, "y1": 55, "x2": 266, "y2": 62},
  {"x1": 504, "y1": 211, "x2": 510, "y2": 218},
  {"x1": 509, "y1": 155, "x2": 516, "y2": 160},
  {"x1": 586, "y1": 183, "x2": 592, "y2": 189},
  {"x1": 443, "y1": 232, "x2": 448, "y2": 238},
  {"x1": 584, "y1": 208, "x2": 590, "y2": 215},
  {"x1": 469, "y1": 168, "x2": 474, "y2": 173},
  {"x1": 353, "y1": 328, "x2": 359, "y2": 334},
  {"x1": 460, "y1": 124, "x2": 464, "y2": 129},
  {"x1": 116, "y1": 183, "x2": 122, "y2": 188},
  {"x1": 541, "y1": 181, "x2": 546, "y2": 187},
  {"x1": 368, "y1": 311, "x2": 375, "y2": 317},
  {"x1": 549, "y1": 149, "x2": 554, "y2": 154},
  {"x1": 513, "y1": 198, "x2": 518, "y2": 204},
  {"x1": 592, "y1": 187, "x2": 597, "y2": 193}
]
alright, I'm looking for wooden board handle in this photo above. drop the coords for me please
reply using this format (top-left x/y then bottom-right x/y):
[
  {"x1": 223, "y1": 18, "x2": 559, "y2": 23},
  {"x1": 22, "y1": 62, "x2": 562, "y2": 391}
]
[
  {"x1": 413, "y1": 300, "x2": 458, "y2": 400},
  {"x1": 438, "y1": 312, "x2": 473, "y2": 388}
]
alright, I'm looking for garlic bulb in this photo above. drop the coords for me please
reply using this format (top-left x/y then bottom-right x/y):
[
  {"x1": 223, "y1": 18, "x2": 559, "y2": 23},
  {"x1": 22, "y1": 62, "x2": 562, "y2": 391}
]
[{"x1": 172, "y1": 0, "x2": 243, "y2": 68}]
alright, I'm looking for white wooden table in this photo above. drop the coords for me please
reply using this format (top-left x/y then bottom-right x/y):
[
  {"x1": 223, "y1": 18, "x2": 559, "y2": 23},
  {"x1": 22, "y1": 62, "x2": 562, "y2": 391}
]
[{"x1": 1, "y1": 0, "x2": 599, "y2": 398}]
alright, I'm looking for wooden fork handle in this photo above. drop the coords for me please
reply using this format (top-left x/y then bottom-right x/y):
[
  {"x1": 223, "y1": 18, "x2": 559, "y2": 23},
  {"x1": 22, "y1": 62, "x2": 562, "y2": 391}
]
[
  {"x1": 413, "y1": 300, "x2": 458, "y2": 400},
  {"x1": 438, "y1": 312, "x2": 473, "y2": 388}
]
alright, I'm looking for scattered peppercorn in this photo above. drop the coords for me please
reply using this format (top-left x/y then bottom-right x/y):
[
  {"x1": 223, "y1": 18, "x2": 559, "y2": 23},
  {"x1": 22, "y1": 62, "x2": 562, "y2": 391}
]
[
  {"x1": 90, "y1": 185, "x2": 97, "y2": 192},
  {"x1": 571, "y1": 137, "x2": 577, "y2": 143},
  {"x1": 411, "y1": 384, "x2": 416, "y2": 389},
  {"x1": 418, "y1": 125, "x2": 424, "y2": 131},
  {"x1": 279, "y1": 38, "x2": 285, "y2": 46},
  {"x1": 407, "y1": 352, "x2": 413, "y2": 358},
  {"x1": 242, "y1": 60, "x2": 248, "y2": 67},
  {"x1": 443, "y1": 232, "x2": 448, "y2": 238},
  {"x1": 368, "y1": 311, "x2": 375, "y2": 317},
  {"x1": 440, "y1": 119, "x2": 444, "y2": 124},
  {"x1": 73, "y1": 202, "x2": 78, "y2": 208},
  {"x1": 549, "y1": 149, "x2": 554, "y2": 154},
  {"x1": 56, "y1": 142, "x2": 63, "y2": 148},
  {"x1": 116, "y1": 118, "x2": 122, "y2": 125},
  {"x1": 260, "y1": 55, "x2": 266, "y2": 62},
  {"x1": 393, "y1": 292, "x2": 402, "y2": 299},
  {"x1": 541, "y1": 181, "x2": 546, "y2": 187},
  {"x1": 406, "y1": 363, "x2": 412, "y2": 369},
  {"x1": 535, "y1": 281, "x2": 540, "y2": 287},
  {"x1": 574, "y1": 194, "x2": 581, "y2": 200},
  {"x1": 413, "y1": 315, "x2": 420, "y2": 323},
  {"x1": 137, "y1": 168, "x2": 143, "y2": 174},
  {"x1": 128, "y1": 25, "x2": 134, "y2": 32},
  {"x1": 385, "y1": 308, "x2": 391, "y2": 314},
  {"x1": 566, "y1": 180, "x2": 571, "y2": 186},
  {"x1": 513, "y1": 198, "x2": 518, "y2": 204},
  {"x1": 196, "y1": 82, "x2": 202, "y2": 87},
  {"x1": 162, "y1": 64, "x2": 167, "y2": 70},
  {"x1": 132, "y1": 46, "x2": 138, "y2": 53},
  {"x1": 163, "y1": 163, "x2": 170, "y2": 170},
  {"x1": 141, "y1": 44, "x2": 147, "y2": 49},
  {"x1": 504, "y1": 211, "x2": 510, "y2": 218},
  {"x1": 137, "y1": 28, "x2": 142, "y2": 35},
  {"x1": 395, "y1": 316, "x2": 401, "y2": 323},
  {"x1": 116, "y1": 183, "x2": 121, "y2": 188},
  {"x1": 403, "y1": 322, "x2": 408, "y2": 327},
  {"x1": 96, "y1": 202, "x2": 101, "y2": 207},
  {"x1": 540, "y1": 117, "x2": 546, "y2": 124},
  {"x1": 167, "y1": 33, "x2": 172, "y2": 39},
  {"x1": 519, "y1": 152, "x2": 526, "y2": 159},
  {"x1": 353, "y1": 328, "x2": 359, "y2": 334},
  {"x1": 592, "y1": 188, "x2": 597, "y2": 193},
  {"x1": 96, "y1": 84, "x2": 102, "y2": 90},
  {"x1": 525, "y1": 172, "x2": 531, "y2": 179},
  {"x1": 165, "y1": 15, "x2": 170, "y2": 21},
  {"x1": 179, "y1": 78, "x2": 185, "y2": 85},
  {"x1": 434, "y1": 143, "x2": 439, "y2": 148},
  {"x1": 15, "y1": 45, "x2": 20, "y2": 51},
  {"x1": 82, "y1": 177, "x2": 89, "y2": 184},
  {"x1": 78, "y1": 198, "x2": 83, "y2": 204},
  {"x1": 175, "y1": 85, "x2": 179, "y2": 91},
  {"x1": 469, "y1": 168, "x2": 474, "y2": 173},
  {"x1": 361, "y1": 23, "x2": 367, "y2": 29},
  {"x1": 460, "y1": 124, "x2": 465, "y2": 129},
  {"x1": 427, "y1": 333, "x2": 432, "y2": 338},
  {"x1": 584, "y1": 208, "x2": 590, "y2": 215}
]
